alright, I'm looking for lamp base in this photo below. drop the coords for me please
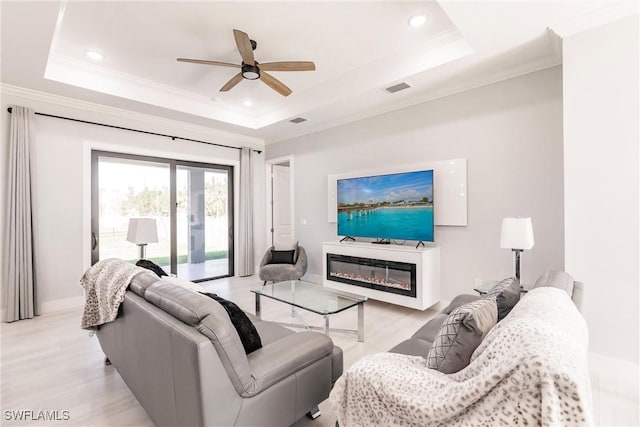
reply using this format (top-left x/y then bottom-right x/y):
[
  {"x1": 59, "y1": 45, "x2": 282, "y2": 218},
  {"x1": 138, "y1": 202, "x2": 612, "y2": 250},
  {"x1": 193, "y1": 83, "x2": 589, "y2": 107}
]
[
  {"x1": 512, "y1": 249, "x2": 522, "y2": 284},
  {"x1": 138, "y1": 244, "x2": 147, "y2": 260}
]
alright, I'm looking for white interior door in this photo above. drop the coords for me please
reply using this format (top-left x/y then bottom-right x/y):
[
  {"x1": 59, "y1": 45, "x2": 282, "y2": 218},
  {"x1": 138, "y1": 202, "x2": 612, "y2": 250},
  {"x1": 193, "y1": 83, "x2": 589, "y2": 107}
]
[{"x1": 272, "y1": 164, "x2": 293, "y2": 247}]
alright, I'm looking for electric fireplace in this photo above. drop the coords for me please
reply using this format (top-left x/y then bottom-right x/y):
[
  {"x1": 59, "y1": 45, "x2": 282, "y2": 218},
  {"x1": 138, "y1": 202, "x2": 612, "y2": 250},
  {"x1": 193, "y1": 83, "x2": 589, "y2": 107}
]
[{"x1": 326, "y1": 253, "x2": 416, "y2": 298}]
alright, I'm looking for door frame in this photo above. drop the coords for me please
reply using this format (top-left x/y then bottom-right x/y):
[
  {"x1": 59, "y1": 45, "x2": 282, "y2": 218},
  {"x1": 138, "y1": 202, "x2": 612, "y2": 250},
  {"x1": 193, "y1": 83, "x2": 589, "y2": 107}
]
[
  {"x1": 265, "y1": 155, "x2": 295, "y2": 249},
  {"x1": 90, "y1": 149, "x2": 234, "y2": 281}
]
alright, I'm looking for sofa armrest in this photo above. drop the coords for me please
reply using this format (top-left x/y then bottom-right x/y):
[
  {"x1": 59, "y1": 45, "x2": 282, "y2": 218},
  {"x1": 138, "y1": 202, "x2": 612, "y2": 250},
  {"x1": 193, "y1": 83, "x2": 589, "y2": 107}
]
[
  {"x1": 260, "y1": 247, "x2": 274, "y2": 268},
  {"x1": 572, "y1": 281, "x2": 584, "y2": 313},
  {"x1": 443, "y1": 294, "x2": 482, "y2": 314},
  {"x1": 247, "y1": 331, "x2": 333, "y2": 395},
  {"x1": 294, "y1": 247, "x2": 308, "y2": 278}
]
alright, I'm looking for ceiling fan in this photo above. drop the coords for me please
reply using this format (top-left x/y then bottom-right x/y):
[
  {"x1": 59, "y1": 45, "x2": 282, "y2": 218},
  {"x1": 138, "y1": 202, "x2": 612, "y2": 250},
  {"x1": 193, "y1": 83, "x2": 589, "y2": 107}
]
[{"x1": 177, "y1": 29, "x2": 316, "y2": 97}]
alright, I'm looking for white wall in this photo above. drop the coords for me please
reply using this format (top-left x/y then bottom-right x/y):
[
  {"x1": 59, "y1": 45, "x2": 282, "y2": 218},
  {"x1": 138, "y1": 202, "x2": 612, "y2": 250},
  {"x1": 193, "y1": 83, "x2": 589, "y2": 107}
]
[
  {"x1": 563, "y1": 15, "x2": 639, "y2": 364},
  {"x1": 1, "y1": 88, "x2": 266, "y2": 314},
  {"x1": 266, "y1": 67, "x2": 565, "y2": 299}
]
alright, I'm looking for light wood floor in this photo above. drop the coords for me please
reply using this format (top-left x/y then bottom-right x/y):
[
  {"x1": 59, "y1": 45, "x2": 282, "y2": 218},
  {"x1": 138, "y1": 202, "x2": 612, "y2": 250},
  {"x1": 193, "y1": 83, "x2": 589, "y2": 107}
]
[{"x1": 1, "y1": 275, "x2": 638, "y2": 426}]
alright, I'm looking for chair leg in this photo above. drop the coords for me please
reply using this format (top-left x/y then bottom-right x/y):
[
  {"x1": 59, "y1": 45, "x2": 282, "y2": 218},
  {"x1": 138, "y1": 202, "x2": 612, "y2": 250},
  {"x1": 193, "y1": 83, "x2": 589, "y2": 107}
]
[{"x1": 306, "y1": 406, "x2": 321, "y2": 419}]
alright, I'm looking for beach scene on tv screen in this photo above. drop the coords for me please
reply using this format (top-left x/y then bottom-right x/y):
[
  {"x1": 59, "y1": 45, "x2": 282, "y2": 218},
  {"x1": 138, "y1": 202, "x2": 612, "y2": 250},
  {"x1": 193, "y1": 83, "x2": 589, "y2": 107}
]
[{"x1": 337, "y1": 170, "x2": 434, "y2": 241}]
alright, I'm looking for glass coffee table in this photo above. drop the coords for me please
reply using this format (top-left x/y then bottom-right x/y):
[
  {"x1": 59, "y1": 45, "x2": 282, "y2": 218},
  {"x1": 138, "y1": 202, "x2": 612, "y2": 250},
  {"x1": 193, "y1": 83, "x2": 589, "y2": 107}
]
[{"x1": 251, "y1": 280, "x2": 367, "y2": 342}]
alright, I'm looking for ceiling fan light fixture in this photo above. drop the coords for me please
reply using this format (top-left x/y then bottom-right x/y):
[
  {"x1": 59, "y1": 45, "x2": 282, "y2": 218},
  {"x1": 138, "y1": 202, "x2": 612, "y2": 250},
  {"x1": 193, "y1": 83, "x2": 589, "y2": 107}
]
[
  {"x1": 408, "y1": 14, "x2": 427, "y2": 27},
  {"x1": 241, "y1": 63, "x2": 260, "y2": 80}
]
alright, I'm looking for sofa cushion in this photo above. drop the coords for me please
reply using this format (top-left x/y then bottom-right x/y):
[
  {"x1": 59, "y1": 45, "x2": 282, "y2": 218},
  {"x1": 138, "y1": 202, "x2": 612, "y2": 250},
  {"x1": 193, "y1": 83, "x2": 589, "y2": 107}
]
[
  {"x1": 532, "y1": 270, "x2": 575, "y2": 297},
  {"x1": 129, "y1": 272, "x2": 160, "y2": 297},
  {"x1": 443, "y1": 294, "x2": 482, "y2": 314},
  {"x1": 260, "y1": 263, "x2": 299, "y2": 281},
  {"x1": 202, "y1": 293, "x2": 262, "y2": 354},
  {"x1": 389, "y1": 338, "x2": 434, "y2": 357},
  {"x1": 484, "y1": 277, "x2": 520, "y2": 321},
  {"x1": 427, "y1": 298, "x2": 497, "y2": 374},
  {"x1": 145, "y1": 281, "x2": 218, "y2": 326},
  {"x1": 253, "y1": 320, "x2": 295, "y2": 345},
  {"x1": 412, "y1": 313, "x2": 448, "y2": 341}
]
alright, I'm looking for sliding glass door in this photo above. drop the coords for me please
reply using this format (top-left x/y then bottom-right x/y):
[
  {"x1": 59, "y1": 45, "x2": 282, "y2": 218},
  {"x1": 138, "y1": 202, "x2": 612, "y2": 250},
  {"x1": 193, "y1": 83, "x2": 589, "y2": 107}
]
[
  {"x1": 176, "y1": 165, "x2": 232, "y2": 279},
  {"x1": 91, "y1": 151, "x2": 233, "y2": 281}
]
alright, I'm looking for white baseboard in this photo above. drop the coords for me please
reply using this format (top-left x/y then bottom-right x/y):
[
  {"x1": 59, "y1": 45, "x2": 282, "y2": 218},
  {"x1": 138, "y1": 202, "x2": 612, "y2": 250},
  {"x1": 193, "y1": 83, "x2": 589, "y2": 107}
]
[
  {"x1": 0, "y1": 296, "x2": 84, "y2": 321},
  {"x1": 40, "y1": 296, "x2": 85, "y2": 315},
  {"x1": 304, "y1": 273, "x2": 323, "y2": 284},
  {"x1": 430, "y1": 299, "x2": 451, "y2": 312}
]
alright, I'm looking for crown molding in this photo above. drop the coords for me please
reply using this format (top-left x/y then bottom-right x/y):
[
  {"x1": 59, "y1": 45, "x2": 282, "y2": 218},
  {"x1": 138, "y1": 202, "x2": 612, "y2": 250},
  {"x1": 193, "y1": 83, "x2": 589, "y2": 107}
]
[
  {"x1": 550, "y1": 2, "x2": 639, "y2": 38},
  {"x1": 0, "y1": 83, "x2": 265, "y2": 148}
]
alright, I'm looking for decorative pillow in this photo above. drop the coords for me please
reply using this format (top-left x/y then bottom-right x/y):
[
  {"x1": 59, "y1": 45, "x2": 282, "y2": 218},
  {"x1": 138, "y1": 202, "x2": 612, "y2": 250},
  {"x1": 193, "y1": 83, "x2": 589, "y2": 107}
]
[
  {"x1": 201, "y1": 292, "x2": 263, "y2": 354},
  {"x1": 532, "y1": 270, "x2": 574, "y2": 297},
  {"x1": 484, "y1": 277, "x2": 520, "y2": 321},
  {"x1": 427, "y1": 298, "x2": 498, "y2": 374},
  {"x1": 268, "y1": 249, "x2": 295, "y2": 264},
  {"x1": 136, "y1": 259, "x2": 168, "y2": 277},
  {"x1": 275, "y1": 241, "x2": 300, "y2": 263},
  {"x1": 427, "y1": 299, "x2": 498, "y2": 374}
]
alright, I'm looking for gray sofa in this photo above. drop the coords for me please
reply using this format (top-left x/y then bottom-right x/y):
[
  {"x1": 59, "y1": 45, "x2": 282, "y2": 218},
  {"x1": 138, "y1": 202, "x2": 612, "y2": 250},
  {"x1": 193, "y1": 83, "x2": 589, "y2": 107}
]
[
  {"x1": 96, "y1": 272, "x2": 343, "y2": 427},
  {"x1": 390, "y1": 272, "x2": 584, "y2": 357}
]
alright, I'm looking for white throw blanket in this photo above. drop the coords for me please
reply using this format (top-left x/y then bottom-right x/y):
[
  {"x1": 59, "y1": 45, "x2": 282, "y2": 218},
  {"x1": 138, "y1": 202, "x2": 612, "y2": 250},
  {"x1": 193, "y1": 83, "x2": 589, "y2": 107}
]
[
  {"x1": 80, "y1": 258, "x2": 149, "y2": 332},
  {"x1": 330, "y1": 287, "x2": 592, "y2": 426}
]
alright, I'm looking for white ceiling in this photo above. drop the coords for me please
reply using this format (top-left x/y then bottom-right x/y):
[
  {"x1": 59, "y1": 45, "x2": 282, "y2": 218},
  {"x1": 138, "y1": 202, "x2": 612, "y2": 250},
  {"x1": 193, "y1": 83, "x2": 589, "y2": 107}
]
[{"x1": 1, "y1": 1, "x2": 637, "y2": 145}]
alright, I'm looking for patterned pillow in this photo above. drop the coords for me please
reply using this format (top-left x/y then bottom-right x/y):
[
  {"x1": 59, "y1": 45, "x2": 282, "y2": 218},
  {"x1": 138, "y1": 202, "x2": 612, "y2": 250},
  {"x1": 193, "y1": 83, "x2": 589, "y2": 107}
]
[
  {"x1": 484, "y1": 277, "x2": 520, "y2": 321},
  {"x1": 427, "y1": 298, "x2": 497, "y2": 374}
]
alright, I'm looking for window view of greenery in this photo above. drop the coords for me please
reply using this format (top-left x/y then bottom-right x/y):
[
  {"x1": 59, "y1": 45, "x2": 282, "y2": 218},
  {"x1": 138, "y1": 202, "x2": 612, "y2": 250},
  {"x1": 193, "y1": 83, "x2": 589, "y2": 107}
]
[
  {"x1": 98, "y1": 158, "x2": 171, "y2": 264},
  {"x1": 98, "y1": 157, "x2": 230, "y2": 279},
  {"x1": 176, "y1": 168, "x2": 229, "y2": 276}
]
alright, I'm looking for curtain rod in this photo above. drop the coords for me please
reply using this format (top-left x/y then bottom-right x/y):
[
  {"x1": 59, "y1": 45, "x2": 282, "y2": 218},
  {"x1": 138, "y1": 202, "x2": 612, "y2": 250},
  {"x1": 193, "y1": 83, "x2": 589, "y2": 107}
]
[{"x1": 6, "y1": 107, "x2": 262, "y2": 154}]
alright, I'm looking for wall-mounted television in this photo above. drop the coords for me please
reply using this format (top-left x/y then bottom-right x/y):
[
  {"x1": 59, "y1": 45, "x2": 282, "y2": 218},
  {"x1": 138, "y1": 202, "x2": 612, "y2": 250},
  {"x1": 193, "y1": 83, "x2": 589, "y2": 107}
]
[{"x1": 337, "y1": 169, "x2": 434, "y2": 242}]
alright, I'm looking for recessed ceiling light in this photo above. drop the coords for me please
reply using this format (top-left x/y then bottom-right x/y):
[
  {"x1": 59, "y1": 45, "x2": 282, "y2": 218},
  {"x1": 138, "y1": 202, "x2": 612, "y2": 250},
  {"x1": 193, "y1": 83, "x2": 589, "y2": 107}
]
[
  {"x1": 243, "y1": 100, "x2": 253, "y2": 107},
  {"x1": 85, "y1": 50, "x2": 103, "y2": 61},
  {"x1": 211, "y1": 96, "x2": 222, "y2": 102},
  {"x1": 408, "y1": 15, "x2": 427, "y2": 27}
]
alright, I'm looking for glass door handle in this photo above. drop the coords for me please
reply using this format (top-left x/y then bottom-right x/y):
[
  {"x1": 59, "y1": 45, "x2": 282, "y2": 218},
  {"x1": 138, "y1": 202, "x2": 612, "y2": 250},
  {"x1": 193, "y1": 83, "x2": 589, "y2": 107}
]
[{"x1": 91, "y1": 232, "x2": 98, "y2": 250}]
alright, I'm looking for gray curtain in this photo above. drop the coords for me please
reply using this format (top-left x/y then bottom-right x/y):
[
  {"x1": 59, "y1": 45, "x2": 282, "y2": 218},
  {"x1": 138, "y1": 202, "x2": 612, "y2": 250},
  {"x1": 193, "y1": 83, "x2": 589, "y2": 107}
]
[
  {"x1": 4, "y1": 106, "x2": 38, "y2": 321},
  {"x1": 238, "y1": 147, "x2": 254, "y2": 276}
]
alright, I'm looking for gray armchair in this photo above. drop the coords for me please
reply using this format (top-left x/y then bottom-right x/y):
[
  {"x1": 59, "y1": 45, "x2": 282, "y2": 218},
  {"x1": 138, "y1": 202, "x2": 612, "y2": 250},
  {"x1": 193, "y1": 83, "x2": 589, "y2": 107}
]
[{"x1": 259, "y1": 245, "x2": 308, "y2": 286}]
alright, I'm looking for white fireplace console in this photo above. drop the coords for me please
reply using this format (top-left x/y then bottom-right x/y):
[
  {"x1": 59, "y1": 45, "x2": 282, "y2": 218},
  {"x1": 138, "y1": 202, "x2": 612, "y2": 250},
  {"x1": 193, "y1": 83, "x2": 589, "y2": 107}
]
[{"x1": 322, "y1": 241, "x2": 440, "y2": 310}]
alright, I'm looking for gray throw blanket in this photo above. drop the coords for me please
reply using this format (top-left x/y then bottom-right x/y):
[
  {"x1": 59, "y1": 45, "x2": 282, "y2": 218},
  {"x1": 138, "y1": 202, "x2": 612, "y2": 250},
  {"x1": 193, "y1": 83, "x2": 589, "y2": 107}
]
[{"x1": 80, "y1": 258, "x2": 149, "y2": 332}]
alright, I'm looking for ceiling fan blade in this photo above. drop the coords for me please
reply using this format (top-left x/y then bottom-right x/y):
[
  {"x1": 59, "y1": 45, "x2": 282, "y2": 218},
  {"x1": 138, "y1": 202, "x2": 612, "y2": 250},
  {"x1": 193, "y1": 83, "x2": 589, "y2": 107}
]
[
  {"x1": 220, "y1": 73, "x2": 243, "y2": 92},
  {"x1": 233, "y1": 29, "x2": 255, "y2": 65},
  {"x1": 177, "y1": 58, "x2": 240, "y2": 68},
  {"x1": 260, "y1": 61, "x2": 316, "y2": 72},
  {"x1": 260, "y1": 72, "x2": 292, "y2": 97}
]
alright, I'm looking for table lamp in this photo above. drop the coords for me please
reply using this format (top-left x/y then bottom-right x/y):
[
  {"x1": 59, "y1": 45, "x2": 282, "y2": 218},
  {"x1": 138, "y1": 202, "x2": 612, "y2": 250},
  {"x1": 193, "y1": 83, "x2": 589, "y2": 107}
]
[
  {"x1": 127, "y1": 218, "x2": 158, "y2": 260},
  {"x1": 500, "y1": 217, "x2": 534, "y2": 282}
]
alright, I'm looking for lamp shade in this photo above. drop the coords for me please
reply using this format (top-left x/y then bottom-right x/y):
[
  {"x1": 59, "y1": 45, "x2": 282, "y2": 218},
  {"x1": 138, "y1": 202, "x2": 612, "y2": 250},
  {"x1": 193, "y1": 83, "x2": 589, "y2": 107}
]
[
  {"x1": 500, "y1": 217, "x2": 534, "y2": 250},
  {"x1": 127, "y1": 218, "x2": 158, "y2": 245}
]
